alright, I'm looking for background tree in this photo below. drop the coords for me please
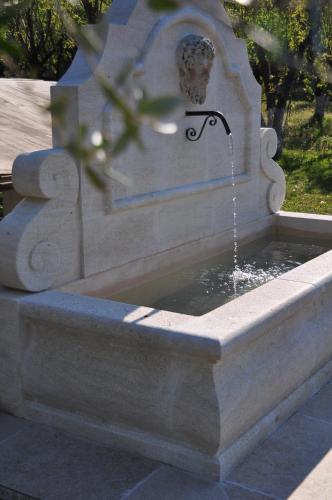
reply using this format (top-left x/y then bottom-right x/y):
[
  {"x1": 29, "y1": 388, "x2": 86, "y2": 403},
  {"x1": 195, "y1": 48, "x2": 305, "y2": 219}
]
[
  {"x1": 2, "y1": 0, "x2": 80, "y2": 80},
  {"x1": 0, "y1": 0, "x2": 113, "y2": 80},
  {"x1": 79, "y1": 0, "x2": 111, "y2": 24},
  {"x1": 306, "y1": 0, "x2": 331, "y2": 126},
  {"x1": 227, "y1": 0, "x2": 310, "y2": 151},
  {"x1": 226, "y1": 0, "x2": 331, "y2": 151}
]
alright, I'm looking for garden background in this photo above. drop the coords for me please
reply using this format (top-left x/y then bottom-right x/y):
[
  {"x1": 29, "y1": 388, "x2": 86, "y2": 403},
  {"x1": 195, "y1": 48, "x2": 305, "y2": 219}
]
[{"x1": 0, "y1": 0, "x2": 331, "y2": 215}]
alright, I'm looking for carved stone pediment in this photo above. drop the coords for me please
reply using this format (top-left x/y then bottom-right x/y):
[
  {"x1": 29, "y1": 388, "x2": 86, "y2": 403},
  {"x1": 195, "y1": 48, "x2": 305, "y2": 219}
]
[{"x1": 0, "y1": 0, "x2": 285, "y2": 292}]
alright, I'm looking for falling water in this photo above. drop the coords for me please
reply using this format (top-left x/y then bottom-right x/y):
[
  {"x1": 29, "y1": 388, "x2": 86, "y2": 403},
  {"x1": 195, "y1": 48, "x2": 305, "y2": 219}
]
[{"x1": 228, "y1": 133, "x2": 239, "y2": 297}]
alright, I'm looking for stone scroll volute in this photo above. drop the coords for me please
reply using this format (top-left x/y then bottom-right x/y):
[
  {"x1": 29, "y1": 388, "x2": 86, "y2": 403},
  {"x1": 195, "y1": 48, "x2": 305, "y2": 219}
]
[
  {"x1": 260, "y1": 128, "x2": 286, "y2": 213},
  {"x1": 0, "y1": 149, "x2": 80, "y2": 291}
]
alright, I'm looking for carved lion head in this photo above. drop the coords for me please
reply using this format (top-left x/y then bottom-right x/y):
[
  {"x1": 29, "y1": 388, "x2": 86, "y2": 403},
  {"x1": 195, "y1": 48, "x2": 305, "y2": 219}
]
[{"x1": 176, "y1": 34, "x2": 215, "y2": 105}]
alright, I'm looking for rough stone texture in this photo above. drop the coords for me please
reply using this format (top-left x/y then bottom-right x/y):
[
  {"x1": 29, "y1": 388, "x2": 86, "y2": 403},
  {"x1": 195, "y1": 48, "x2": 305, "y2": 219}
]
[
  {"x1": 0, "y1": 0, "x2": 285, "y2": 292},
  {"x1": 0, "y1": 414, "x2": 159, "y2": 500},
  {"x1": 0, "y1": 289, "x2": 27, "y2": 413},
  {"x1": 0, "y1": 485, "x2": 38, "y2": 500},
  {"x1": 299, "y1": 380, "x2": 332, "y2": 423},
  {"x1": 222, "y1": 483, "x2": 274, "y2": 499},
  {"x1": 123, "y1": 467, "x2": 229, "y2": 499},
  {"x1": 0, "y1": 150, "x2": 81, "y2": 290},
  {"x1": 0, "y1": 413, "x2": 32, "y2": 444},
  {"x1": 229, "y1": 411, "x2": 332, "y2": 499}
]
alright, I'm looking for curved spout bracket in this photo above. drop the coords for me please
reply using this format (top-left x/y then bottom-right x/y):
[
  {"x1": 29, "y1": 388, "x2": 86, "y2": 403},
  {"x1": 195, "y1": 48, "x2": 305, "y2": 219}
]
[{"x1": 185, "y1": 111, "x2": 231, "y2": 142}]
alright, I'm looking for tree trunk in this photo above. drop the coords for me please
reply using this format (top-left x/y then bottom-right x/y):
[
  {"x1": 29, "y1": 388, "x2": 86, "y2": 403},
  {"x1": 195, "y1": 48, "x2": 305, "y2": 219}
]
[
  {"x1": 272, "y1": 105, "x2": 287, "y2": 156},
  {"x1": 306, "y1": 0, "x2": 329, "y2": 126},
  {"x1": 311, "y1": 90, "x2": 330, "y2": 126},
  {"x1": 80, "y1": 0, "x2": 108, "y2": 23},
  {"x1": 272, "y1": 68, "x2": 297, "y2": 156},
  {"x1": 266, "y1": 93, "x2": 275, "y2": 128}
]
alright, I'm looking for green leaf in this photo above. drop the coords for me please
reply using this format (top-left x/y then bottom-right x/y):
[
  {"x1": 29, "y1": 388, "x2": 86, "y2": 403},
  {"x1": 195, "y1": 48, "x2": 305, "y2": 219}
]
[
  {"x1": 147, "y1": 0, "x2": 179, "y2": 11},
  {"x1": 46, "y1": 96, "x2": 69, "y2": 127},
  {"x1": 98, "y1": 75, "x2": 137, "y2": 123},
  {"x1": 112, "y1": 130, "x2": 133, "y2": 157},
  {"x1": 139, "y1": 96, "x2": 182, "y2": 117},
  {"x1": 85, "y1": 166, "x2": 106, "y2": 191}
]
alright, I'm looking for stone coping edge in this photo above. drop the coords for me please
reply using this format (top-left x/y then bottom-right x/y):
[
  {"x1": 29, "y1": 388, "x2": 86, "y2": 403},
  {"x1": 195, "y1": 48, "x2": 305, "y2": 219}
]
[{"x1": 20, "y1": 263, "x2": 328, "y2": 363}]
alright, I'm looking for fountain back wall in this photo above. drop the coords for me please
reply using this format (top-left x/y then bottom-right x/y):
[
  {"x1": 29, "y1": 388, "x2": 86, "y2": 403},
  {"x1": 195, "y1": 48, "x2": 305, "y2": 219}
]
[{"x1": 0, "y1": 0, "x2": 284, "y2": 293}]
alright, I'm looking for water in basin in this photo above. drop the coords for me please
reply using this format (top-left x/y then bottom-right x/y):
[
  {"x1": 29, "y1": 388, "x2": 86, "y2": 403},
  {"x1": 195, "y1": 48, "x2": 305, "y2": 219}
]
[{"x1": 109, "y1": 235, "x2": 331, "y2": 316}]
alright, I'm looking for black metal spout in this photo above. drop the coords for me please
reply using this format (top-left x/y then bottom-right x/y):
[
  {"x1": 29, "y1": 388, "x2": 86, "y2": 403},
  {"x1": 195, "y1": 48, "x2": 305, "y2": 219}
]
[{"x1": 185, "y1": 111, "x2": 231, "y2": 142}]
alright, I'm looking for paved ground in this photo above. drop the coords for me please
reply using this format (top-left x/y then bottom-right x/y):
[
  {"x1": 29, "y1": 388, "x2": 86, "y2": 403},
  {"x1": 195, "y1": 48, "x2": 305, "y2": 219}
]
[
  {"x1": 0, "y1": 79, "x2": 53, "y2": 175},
  {"x1": 0, "y1": 379, "x2": 331, "y2": 499}
]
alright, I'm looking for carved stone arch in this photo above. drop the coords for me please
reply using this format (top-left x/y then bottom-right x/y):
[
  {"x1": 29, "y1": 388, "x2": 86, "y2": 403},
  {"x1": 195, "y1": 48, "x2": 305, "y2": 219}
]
[
  {"x1": 133, "y1": 7, "x2": 261, "y2": 182},
  {"x1": 135, "y1": 7, "x2": 258, "y2": 110}
]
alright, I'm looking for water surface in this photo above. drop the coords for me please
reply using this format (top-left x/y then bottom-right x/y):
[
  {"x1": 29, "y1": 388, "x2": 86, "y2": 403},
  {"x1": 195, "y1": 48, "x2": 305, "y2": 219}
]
[{"x1": 110, "y1": 235, "x2": 331, "y2": 316}]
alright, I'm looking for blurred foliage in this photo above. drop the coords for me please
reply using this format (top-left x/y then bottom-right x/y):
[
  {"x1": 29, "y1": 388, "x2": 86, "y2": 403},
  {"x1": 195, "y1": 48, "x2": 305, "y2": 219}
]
[
  {"x1": 0, "y1": 0, "x2": 330, "y2": 200},
  {"x1": 78, "y1": 1, "x2": 111, "y2": 23},
  {"x1": 0, "y1": 0, "x2": 114, "y2": 79},
  {"x1": 226, "y1": 0, "x2": 332, "y2": 150},
  {"x1": 0, "y1": 0, "x2": 185, "y2": 190},
  {"x1": 0, "y1": 0, "x2": 80, "y2": 79},
  {"x1": 147, "y1": 0, "x2": 180, "y2": 10}
]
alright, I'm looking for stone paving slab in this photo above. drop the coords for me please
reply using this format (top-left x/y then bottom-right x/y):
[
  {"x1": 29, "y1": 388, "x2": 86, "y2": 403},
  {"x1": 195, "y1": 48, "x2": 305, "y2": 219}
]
[
  {"x1": 0, "y1": 380, "x2": 331, "y2": 499},
  {"x1": 228, "y1": 380, "x2": 332, "y2": 500},
  {"x1": 228, "y1": 414, "x2": 332, "y2": 499},
  {"x1": 298, "y1": 380, "x2": 332, "y2": 424},
  {"x1": 0, "y1": 484, "x2": 39, "y2": 500},
  {"x1": 0, "y1": 417, "x2": 158, "y2": 500},
  {"x1": 123, "y1": 467, "x2": 229, "y2": 499},
  {"x1": 0, "y1": 414, "x2": 32, "y2": 444}
]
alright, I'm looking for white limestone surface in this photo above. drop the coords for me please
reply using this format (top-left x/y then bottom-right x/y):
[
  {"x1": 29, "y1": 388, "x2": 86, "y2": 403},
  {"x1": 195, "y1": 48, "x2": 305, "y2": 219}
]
[
  {"x1": 0, "y1": 213, "x2": 331, "y2": 480},
  {"x1": 0, "y1": 0, "x2": 285, "y2": 292}
]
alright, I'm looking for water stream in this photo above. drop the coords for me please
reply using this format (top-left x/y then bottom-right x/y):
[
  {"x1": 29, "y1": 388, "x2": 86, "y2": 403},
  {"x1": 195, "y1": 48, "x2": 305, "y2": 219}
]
[{"x1": 228, "y1": 133, "x2": 239, "y2": 297}]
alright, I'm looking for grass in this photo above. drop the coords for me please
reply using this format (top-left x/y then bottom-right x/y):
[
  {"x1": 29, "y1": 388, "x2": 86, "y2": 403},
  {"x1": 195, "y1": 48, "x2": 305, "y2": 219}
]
[
  {"x1": 277, "y1": 101, "x2": 332, "y2": 215},
  {"x1": 283, "y1": 169, "x2": 332, "y2": 215}
]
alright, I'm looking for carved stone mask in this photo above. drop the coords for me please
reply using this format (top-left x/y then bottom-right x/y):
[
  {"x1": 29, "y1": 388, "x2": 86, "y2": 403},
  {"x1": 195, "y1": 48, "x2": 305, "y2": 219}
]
[{"x1": 177, "y1": 34, "x2": 215, "y2": 105}]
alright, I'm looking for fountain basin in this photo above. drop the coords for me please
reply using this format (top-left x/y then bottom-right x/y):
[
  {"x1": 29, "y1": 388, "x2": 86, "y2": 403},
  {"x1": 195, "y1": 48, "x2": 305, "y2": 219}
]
[
  {"x1": 0, "y1": 0, "x2": 331, "y2": 481},
  {"x1": 1, "y1": 211, "x2": 332, "y2": 480},
  {"x1": 105, "y1": 226, "x2": 331, "y2": 316}
]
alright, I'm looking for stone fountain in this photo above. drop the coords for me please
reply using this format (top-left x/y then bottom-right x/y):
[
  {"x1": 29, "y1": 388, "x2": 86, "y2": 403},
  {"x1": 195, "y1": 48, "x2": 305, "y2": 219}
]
[{"x1": 0, "y1": 0, "x2": 331, "y2": 480}]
